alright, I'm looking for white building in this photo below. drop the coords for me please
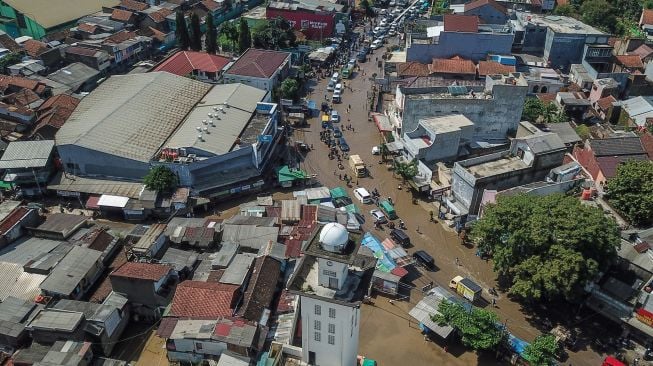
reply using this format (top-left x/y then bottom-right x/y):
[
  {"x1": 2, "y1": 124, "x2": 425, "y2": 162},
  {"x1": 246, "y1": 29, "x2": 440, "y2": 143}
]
[
  {"x1": 223, "y1": 48, "x2": 291, "y2": 92},
  {"x1": 288, "y1": 223, "x2": 376, "y2": 366}
]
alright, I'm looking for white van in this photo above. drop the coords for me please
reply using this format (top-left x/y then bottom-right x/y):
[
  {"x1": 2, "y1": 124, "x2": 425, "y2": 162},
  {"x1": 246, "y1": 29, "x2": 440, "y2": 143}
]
[{"x1": 354, "y1": 188, "x2": 372, "y2": 204}]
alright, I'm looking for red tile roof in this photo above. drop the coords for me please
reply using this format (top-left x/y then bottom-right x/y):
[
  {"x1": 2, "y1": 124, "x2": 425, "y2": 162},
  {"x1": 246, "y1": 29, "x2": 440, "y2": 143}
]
[
  {"x1": 443, "y1": 14, "x2": 478, "y2": 33},
  {"x1": 397, "y1": 62, "x2": 431, "y2": 77},
  {"x1": 147, "y1": 27, "x2": 167, "y2": 42},
  {"x1": 65, "y1": 46, "x2": 100, "y2": 57},
  {"x1": 536, "y1": 93, "x2": 557, "y2": 104},
  {"x1": 22, "y1": 40, "x2": 48, "y2": 58},
  {"x1": 156, "y1": 317, "x2": 178, "y2": 338},
  {"x1": 596, "y1": 155, "x2": 649, "y2": 179},
  {"x1": 170, "y1": 281, "x2": 240, "y2": 319},
  {"x1": 90, "y1": 246, "x2": 127, "y2": 303},
  {"x1": 477, "y1": 60, "x2": 515, "y2": 76},
  {"x1": 429, "y1": 57, "x2": 476, "y2": 75},
  {"x1": 641, "y1": 132, "x2": 653, "y2": 160},
  {"x1": 642, "y1": 9, "x2": 653, "y2": 26},
  {"x1": 596, "y1": 95, "x2": 616, "y2": 111},
  {"x1": 111, "y1": 8, "x2": 134, "y2": 22},
  {"x1": 285, "y1": 239, "x2": 302, "y2": 258},
  {"x1": 148, "y1": 8, "x2": 173, "y2": 23},
  {"x1": 38, "y1": 94, "x2": 80, "y2": 114},
  {"x1": 105, "y1": 30, "x2": 137, "y2": 44},
  {"x1": 154, "y1": 51, "x2": 230, "y2": 76},
  {"x1": 615, "y1": 54, "x2": 644, "y2": 69},
  {"x1": 464, "y1": 0, "x2": 506, "y2": 14},
  {"x1": 225, "y1": 48, "x2": 290, "y2": 79},
  {"x1": 120, "y1": 0, "x2": 149, "y2": 12},
  {"x1": 77, "y1": 23, "x2": 98, "y2": 33},
  {"x1": 111, "y1": 262, "x2": 172, "y2": 281},
  {"x1": 236, "y1": 256, "x2": 281, "y2": 321},
  {"x1": 0, "y1": 76, "x2": 46, "y2": 95},
  {"x1": 0, "y1": 207, "x2": 30, "y2": 235},
  {"x1": 631, "y1": 44, "x2": 653, "y2": 60},
  {"x1": 4, "y1": 89, "x2": 41, "y2": 106},
  {"x1": 201, "y1": 0, "x2": 222, "y2": 11}
]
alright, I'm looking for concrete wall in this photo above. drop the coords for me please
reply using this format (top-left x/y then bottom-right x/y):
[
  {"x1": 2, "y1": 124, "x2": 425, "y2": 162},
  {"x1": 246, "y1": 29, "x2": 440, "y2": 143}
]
[
  {"x1": 520, "y1": 24, "x2": 547, "y2": 53},
  {"x1": 544, "y1": 31, "x2": 590, "y2": 71},
  {"x1": 58, "y1": 144, "x2": 150, "y2": 181},
  {"x1": 300, "y1": 296, "x2": 359, "y2": 366},
  {"x1": 464, "y1": 6, "x2": 508, "y2": 24},
  {"x1": 108, "y1": 276, "x2": 171, "y2": 315},
  {"x1": 401, "y1": 84, "x2": 527, "y2": 141},
  {"x1": 406, "y1": 32, "x2": 514, "y2": 63}
]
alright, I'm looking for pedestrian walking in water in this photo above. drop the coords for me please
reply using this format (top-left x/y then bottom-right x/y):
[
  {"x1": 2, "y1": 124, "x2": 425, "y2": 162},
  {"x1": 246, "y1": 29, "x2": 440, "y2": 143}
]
[
  {"x1": 492, "y1": 298, "x2": 497, "y2": 307},
  {"x1": 455, "y1": 257, "x2": 460, "y2": 266}
]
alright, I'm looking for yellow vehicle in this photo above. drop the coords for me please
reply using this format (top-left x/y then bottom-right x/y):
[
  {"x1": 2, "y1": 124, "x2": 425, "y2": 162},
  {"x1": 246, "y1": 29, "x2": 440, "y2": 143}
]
[
  {"x1": 349, "y1": 154, "x2": 366, "y2": 177},
  {"x1": 449, "y1": 276, "x2": 482, "y2": 302}
]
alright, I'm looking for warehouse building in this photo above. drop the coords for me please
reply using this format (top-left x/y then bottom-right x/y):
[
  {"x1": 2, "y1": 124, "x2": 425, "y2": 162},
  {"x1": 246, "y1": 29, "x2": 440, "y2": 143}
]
[{"x1": 55, "y1": 72, "x2": 281, "y2": 199}]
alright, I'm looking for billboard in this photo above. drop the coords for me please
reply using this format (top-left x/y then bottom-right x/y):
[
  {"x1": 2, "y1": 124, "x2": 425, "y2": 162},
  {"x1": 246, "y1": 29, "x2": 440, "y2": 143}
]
[{"x1": 266, "y1": 8, "x2": 335, "y2": 40}]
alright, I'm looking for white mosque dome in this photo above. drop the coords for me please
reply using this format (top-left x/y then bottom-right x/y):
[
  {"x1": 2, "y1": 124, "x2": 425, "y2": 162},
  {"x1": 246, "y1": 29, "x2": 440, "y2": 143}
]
[{"x1": 319, "y1": 223, "x2": 349, "y2": 252}]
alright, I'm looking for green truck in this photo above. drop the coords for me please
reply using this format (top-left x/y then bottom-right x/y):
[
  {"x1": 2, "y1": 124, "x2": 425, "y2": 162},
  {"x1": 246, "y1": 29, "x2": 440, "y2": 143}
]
[{"x1": 379, "y1": 199, "x2": 397, "y2": 219}]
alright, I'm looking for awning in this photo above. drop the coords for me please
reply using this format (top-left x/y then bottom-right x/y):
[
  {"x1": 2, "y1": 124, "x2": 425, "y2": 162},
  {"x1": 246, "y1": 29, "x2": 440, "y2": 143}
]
[
  {"x1": 330, "y1": 186, "x2": 348, "y2": 199},
  {"x1": 385, "y1": 141, "x2": 403, "y2": 152},
  {"x1": 85, "y1": 195, "x2": 100, "y2": 209},
  {"x1": 372, "y1": 113, "x2": 392, "y2": 132},
  {"x1": 0, "y1": 181, "x2": 13, "y2": 190},
  {"x1": 97, "y1": 194, "x2": 130, "y2": 208}
]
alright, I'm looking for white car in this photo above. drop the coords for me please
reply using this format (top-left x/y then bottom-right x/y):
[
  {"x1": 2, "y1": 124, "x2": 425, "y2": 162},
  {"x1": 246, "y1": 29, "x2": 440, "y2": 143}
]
[
  {"x1": 330, "y1": 110, "x2": 340, "y2": 122},
  {"x1": 370, "y1": 209, "x2": 387, "y2": 224},
  {"x1": 371, "y1": 39, "x2": 383, "y2": 49},
  {"x1": 334, "y1": 83, "x2": 343, "y2": 94},
  {"x1": 330, "y1": 72, "x2": 339, "y2": 84},
  {"x1": 372, "y1": 146, "x2": 380, "y2": 155}
]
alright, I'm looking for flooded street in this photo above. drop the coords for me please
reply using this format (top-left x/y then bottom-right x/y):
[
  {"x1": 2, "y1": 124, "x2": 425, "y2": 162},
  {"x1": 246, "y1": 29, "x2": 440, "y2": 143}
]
[{"x1": 294, "y1": 29, "x2": 604, "y2": 366}]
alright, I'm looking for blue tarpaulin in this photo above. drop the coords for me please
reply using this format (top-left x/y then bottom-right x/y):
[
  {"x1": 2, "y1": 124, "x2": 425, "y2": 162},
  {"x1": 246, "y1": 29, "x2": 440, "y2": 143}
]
[
  {"x1": 361, "y1": 232, "x2": 396, "y2": 273},
  {"x1": 507, "y1": 333, "x2": 529, "y2": 357}
]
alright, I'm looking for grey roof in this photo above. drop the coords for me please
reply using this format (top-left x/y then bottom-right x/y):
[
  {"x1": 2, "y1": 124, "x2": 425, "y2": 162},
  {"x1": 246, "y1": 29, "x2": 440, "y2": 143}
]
[
  {"x1": 52, "y1": 299, "x2": 115, "y2": 323},
  {"x1": 159, "y1": 247, "x2": 198, "y2": 272},
  {"x1": 165, "y1": 83, "x2": 268, "y2": 156},
  {"x1": 220, "y1": 253, "x2": 256, "y2": 285},
  {"x1": 31, "y1": 213, "x2": 87, "y2": 239},
  {"x1": 27, "y1": 309, "x2": 83, "y2": 332},
  {"x1": 408, "y1": 287, "x2": 457, "y2": 339},
  {"x1": 590, "y1": 136, "x2": 646, "y2": 156},
  {"x1": 0, "y1": 200, "x2": 21, "y2": 222},
  {"x1": 217, "y1": 352, "x2": 251, "y2": 366},
  {"x1": 211, "y1": 242, "x2": 239, "y2": 269},
  {"x1": 45, "y1": 62, "x2": 100, "y2": 91},
  {"x1": 0, "y1": 296, "x2": 42, "y2": 339},
  {"x1": 547, "y1": 122, "x2": 581, "y2": 145},
  {"x1": 221, "y1": 224, "x2": 279, "y2": 250},
  {"x1": 0, "y1": 140, "x2": 54, "y2": 169},
  {"x1": 520, "y1": 132, "x2": 565, "y2": 154},
  {"x1": 47, "y1": 172, "x2": 144, "y2": 199},
  {"x1": 0, "y1": 236, "x2": 62, "y2": 266},
  {"x1": 619, "y1": 96, "x2": 653, "y2": 127},
  {"x1": 0, "y1": 262, "x2": 48, "y2": 302},
  {"x1": 224, "y1": 215, "x2": 277, "y2": 226},
  {"x1": 37, "y1": 340, "x2": 92, "y2": 366},
  {"x1": 23, "y1": 243, "x2": 73, "y2": 275},
  {"x1": 13, "y1": 342, "x2": 51, "y2": 365},
  {"x1": 3, "y1": 0, "x2": 119, "y2": 29},
  {"x1": 40, "y1": 246, "x2": 102, "y2": 296},
  {"x1": 56, "y1": 72, "x2": 211, "y2": 162},
  {"x1": 102, "y1": 291, "x2": 128, "y2": 309}
]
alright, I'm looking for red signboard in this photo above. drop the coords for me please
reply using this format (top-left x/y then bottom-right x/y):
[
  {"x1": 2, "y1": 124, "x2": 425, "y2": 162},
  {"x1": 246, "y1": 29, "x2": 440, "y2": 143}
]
[
  {"x1": 636, "y1": 307, "x2": 653, "y2": 327},
  {"x1": 266, "y1": 8, "x2": 336, "y2": 40}
]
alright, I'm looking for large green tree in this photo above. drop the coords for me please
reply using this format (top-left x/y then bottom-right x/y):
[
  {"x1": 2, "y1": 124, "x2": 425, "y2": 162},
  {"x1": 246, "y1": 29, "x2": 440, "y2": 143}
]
[
  {"x1": 189, "y1": 13, "x2": 202, "y2": 51},
  {"x1": 205, "y1": 15, "x2": 217, "y2": 54},
  {"x1": 394, "y1": 159, "x2": 419, "y2": 181},
  {"x1": 432, "y1": 301, "x2": 505, "y2": 351},
  {"x1": 280, "y1": 78, "x2": 299, "y2": 101},
  {"x1": 252, "y1": 17, "x2": 296, "y2": 50},
  {"x1": 175, "y1": 11, "x2": 190, "y2": 50},
  {"x1": 238, "y1": 18, "x2": 251, "y2": 53},
  {"x1": 523, "y1": 334, "x2": 559, "y2": 366},
  {"x1": 580, "y1": 0, "x2": 616, "y2": 33},
  {"x1": 471, "y1": 194, "x2": 620, "y2": 302},
  {"x1": 221, "y1": 21, "x2": 239, "y2": 53},
  {"x1": 143, "y1": 166, "x2": 178, "y2": 192},
  {"x1": 606, "y1": 160, "x2": 653, "y2": 226},
  {"x1": 521, "y1": 98, "x2": 567, "y2": 124}
]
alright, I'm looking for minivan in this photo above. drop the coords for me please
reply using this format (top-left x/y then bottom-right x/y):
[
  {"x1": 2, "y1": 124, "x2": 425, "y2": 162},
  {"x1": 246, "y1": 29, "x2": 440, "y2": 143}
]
[
  {"x1": 332, "y1": 90, "x2": 341, "y2": 103},
  {"x1": 354, "y1": 188, "x2": 372, "y2": 204},
  {"x1": 413, "y1": 250, "x2": 435, "y2": 270},
  {"x1": 390, "y1": 229, "x2": 410, "y2": 247}
]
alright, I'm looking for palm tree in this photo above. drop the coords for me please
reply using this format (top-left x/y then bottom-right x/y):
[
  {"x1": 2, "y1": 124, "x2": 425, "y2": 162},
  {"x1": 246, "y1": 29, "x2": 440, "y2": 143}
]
[{"x1": 379, "y1": 143, "x2": 389, "y2": 162}]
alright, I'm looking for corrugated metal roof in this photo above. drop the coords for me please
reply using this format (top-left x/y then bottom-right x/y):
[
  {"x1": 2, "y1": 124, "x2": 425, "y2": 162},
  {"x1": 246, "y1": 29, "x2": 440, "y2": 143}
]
[
  {"x1": 221, "y1": 224, "x2": 279, "y2": 250},
  {"x1": 164, "y1": 83, "x2": 268, "y2": 155},
  {"x1": 219, "y1": 253, "x2": 255, "y2": 285},
  {"x1": 47, "y1": 172, "x2": 144, "y2": 199},
  {"x1": 0, "y1": 140, "x2": 53, "y2": 169},
  {"x1": 56, "y1": 72, "x2": 211, "y2": 162},
  {"x1": 3, "y1": 0, "x2": 120, "y2": 29},
  {"x1": 0, "y1": 237, "x2": 62, "y2": 266},
  {"x1": 0, "y1": 262, "x2": 47, "y2": 302},
  {"x1": 281, "y1": 200, "x2": 301, "y2": 222},
  {"x1": 40, "y1": 246, "x2": 102, "y2": 296}
]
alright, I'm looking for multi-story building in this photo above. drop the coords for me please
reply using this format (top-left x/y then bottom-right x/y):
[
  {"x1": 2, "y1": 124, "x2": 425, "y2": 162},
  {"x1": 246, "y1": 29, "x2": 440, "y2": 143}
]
[
  {"x1": 406, "y1": 14, "x2": 514, "y2": 63},
  {"x1": 288, "y1": 223, "x2": 375, "y2": 366},
  {"x1": 511, "y1": 13, "x2": 608, "y2": 71},
  {"x1": 394, "y1": 73, "x2": 528, "y2": 141}
]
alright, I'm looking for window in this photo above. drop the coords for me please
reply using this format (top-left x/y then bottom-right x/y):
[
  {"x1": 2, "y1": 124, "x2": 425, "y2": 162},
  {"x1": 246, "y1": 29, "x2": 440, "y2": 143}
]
[
  {"x1": 328, "y1": 335, "x2": 335, "y2": 345},
  {"x1": 314, "y1": 304, "x2": 321, "y2": 315},
  {"x1": 328, "y1": 323, "x2": 335, "y2": 334},
  {"x1": 15, "y1": 12, "x2": 26, "y2": 28},
  {"x1": 195, "y1": 342, "x2": 203, "y2": 350},
  {"x1": 329, "y1": 308, "x2": 336, "y2": 318},
  {"x1": 323, "y1": 269, "x2": 337, "y2": 277},
  {"x1": 314, "y1": 320, "x2": 321, "y2": 331},
  {"x1": 314, "y1": 332, "x2": 321, "y2": 342}
]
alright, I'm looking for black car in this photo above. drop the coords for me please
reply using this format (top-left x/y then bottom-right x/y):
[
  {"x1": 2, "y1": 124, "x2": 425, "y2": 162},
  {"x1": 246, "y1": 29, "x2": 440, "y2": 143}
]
[
  {"x1": 339, "y1": 143, "x2": 350, "y2": 152},
  {"x1": 333, "y1": 127, "x2": 342, "y2": 138},
  {"x1": 413, "y1": 250, "x2": 435, "y2": 270},
  {"x1": 390, "y1": 229, "x2": 410, "y2": 247}
]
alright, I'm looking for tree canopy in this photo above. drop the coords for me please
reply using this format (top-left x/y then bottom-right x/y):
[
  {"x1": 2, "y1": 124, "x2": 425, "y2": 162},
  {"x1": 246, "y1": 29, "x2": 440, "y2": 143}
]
[
  {"x1": 606, "y1": 160, "x2": 653, "y2": 227},
  {"x1": 252, "y1": 18, "x2": 296, "y2": 50},
  {"x1": 432, "y1": 301, "x2": 505, "y2": 351},
  {"x1": 523, "y1": 334, "x2": 559, "y2": 366},
  {"x1": 580, "y1": 0, "x2": 616, "y2": 33},
  {"x1": 175, "y1": 12, "x2": 190, "y2": 51},
  {"x1": 189, "y1": 13, "x2": 202, "y2": 51},
  {"x1": 470, "y1": 194, "x2": 620, "y2": 302},
  {"x1": 205, "y1": 15, "x2": 217, "y2": 54},
  {"x1": 395, "y1": 159, "x2": 419, "y2": 181},
  {"x1": 280, "y1": 78, "x2": 300, "y2": 101},
  {"x1": 238, "y1": 18, "x2": 251, "y2": 52},
  {"x1": 143, "y1": 166, "x2": 178, "y2": 193},
  {"x1": 521, "y1": 98, "x2": 567, "y2": 124},
  {"x1": 220, "y1": 21, "x2": 239, "y2": 53}
]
